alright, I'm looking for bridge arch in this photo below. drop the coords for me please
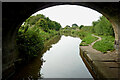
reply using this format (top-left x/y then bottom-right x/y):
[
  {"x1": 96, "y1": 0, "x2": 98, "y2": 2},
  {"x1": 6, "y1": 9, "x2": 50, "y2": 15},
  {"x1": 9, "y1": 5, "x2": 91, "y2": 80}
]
[{"x1": 2, "y1": 2, "x2": 119, "y2": 79}]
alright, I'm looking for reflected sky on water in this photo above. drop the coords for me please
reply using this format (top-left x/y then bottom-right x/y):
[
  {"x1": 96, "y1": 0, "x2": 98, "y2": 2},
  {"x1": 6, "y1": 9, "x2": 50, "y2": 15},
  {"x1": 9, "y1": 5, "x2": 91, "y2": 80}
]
[{"x1": 41, "y1": 36, "x2": 92, "y2": 78}]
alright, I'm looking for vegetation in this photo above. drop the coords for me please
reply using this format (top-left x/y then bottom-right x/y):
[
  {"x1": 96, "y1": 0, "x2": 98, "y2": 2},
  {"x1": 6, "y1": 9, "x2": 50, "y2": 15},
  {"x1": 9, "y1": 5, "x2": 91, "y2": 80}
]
[
  {"x1": 92, "y1": 16, "x2": 114, "y2": 36},
  {"x1": 61, "y1": 28, "x2": 98, "y2": 46},
  {"x1": 79, "y1": 25, "x2": 84, "y2": 29},
  {"x1": 16, "y1": 26, "x2": 44, "y2": 61},
  {"x1": 79, "y1": 16, "x2": 115, "y2": 52},
  {"x1": 91, "y1": 16, "x2": 115, "y2": 52},
  {"x1": 16, "y1": 14, "x2": 61, "y2": 62},
  {"x1": 80, "y1": 34, "x2": 98, "y2": 46},
  {"x1": 60, "y1": 16, "x2": 115, "y2": 53},
  {"x1": 93, "y1": 36, "x2": 115, "y2": 53},
  {"x1": 26, "y1": 14, "x2": 61, "y2": 31},
  {"x1": 17, "y1": 14, "x2": 115, "y2": 61}
]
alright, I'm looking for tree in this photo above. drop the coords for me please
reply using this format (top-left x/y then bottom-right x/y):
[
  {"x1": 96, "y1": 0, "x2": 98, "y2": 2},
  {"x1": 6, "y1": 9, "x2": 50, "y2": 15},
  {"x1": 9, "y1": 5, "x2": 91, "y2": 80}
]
[
  {"x1": 79, "y1": 25, "x2": 84, "y2": 29},
  {"x1": 36, "y1": 18, "x2": 49, "y2": 32},
  {"x1": 24, "y1": 14, "x2": 61, "y2": 31},
  {"x1": 66, "y1": 25, "x2": 70, "y2": 28},
  {"x1": 72, "y1": 23, "x2": 78, "y2": 27},
  {"x1": 54, "y1": 21, "x2": 61, "y2": 31},
  {"x1": 72, "y1": 23, "x2": 78, "y2": 29},
  {"x1": 92, "y1": 21, "x2": 99, "y2": 27},
  {"x1": 93, "y1": 16, "x2": 114, "y2": 36},
  {"x1": 64, "y1": 25, "x2": 70, "y2": 29},
  {"x1": 25, "y1": 14, "x2": 46, "y2": 26}
]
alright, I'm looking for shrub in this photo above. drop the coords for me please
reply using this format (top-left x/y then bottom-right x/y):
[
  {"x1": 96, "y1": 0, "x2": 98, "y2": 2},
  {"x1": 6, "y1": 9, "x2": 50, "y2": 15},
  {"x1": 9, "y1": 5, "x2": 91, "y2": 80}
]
[
  {"x1": 93, "y1": 16, "x2": 115, "y2": 36},
  {"x1": 16, "y1": 29, "x2": 44, "y2": 61},
  {"x1": 93, "y1": 36, "x2": 115, "y2": 53}
]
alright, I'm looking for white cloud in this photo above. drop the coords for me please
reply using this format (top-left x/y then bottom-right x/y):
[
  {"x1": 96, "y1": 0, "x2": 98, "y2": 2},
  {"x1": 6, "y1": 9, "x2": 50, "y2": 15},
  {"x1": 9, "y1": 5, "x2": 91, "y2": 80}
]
[{"x1": 32, "y1": 5, "x2": 102, "y2": 28}]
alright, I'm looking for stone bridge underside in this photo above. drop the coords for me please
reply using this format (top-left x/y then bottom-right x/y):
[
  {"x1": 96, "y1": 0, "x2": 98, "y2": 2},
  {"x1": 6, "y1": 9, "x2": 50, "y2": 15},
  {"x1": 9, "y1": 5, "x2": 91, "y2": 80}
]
[{"x1": 2, "y1": 2, "x2": 120, "y2": 79}]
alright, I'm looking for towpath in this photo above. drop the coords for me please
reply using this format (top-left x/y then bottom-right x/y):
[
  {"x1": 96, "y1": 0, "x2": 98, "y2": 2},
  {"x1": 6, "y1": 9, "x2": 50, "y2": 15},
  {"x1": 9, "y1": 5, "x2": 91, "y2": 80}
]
[
  {"x1": 90, "y1": 34, "x2": 101, "y2": 46},
  {"x1": 80, "y1": 34, "x2": 119, "y2": 79}
]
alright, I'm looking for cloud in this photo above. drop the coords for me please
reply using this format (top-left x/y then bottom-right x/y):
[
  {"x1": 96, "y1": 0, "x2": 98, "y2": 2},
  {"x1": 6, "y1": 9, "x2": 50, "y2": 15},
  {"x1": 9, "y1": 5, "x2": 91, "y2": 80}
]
[{"x1": 32, "y1": 5, "x2": 102, "y2": 27}]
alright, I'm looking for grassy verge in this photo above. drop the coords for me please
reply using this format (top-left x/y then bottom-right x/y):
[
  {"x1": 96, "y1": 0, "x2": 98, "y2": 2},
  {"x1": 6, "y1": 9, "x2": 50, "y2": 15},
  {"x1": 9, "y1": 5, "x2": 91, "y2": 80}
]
[
  {"x1": 70, "y1": 30, "x2": 98, "y2": 46},
  {"x1": 93, "y1": 35, "x2": 115, "y2": 53},
  {"x1": 80, "y1": 34, "x2": 98, "y2": 46},
  {"x1": 60, "y1": 28, "x2": 115, "y2": 53},
  {"x1": 61, "y1": 29, "x2": 98, "y2": 46}
]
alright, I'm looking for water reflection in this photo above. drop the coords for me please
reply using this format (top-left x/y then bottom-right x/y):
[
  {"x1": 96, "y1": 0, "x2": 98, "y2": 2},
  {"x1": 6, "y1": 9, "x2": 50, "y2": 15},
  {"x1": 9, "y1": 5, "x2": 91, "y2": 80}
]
[
  {"x1": 10, "y1": 35, "x2": 61, "y2": 79},
  {"x1": 10, "y1": 35, "x2": 92, "y2": 79},
  {"x1": 41, "y1": 36, "x2": 92, "y2": 78}
]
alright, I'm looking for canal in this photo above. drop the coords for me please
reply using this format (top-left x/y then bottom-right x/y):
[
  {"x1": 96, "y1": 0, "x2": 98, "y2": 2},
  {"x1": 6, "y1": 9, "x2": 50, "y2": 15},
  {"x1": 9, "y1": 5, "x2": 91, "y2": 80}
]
[{"x1": 10, "y1": 35, "x2": 93, "y2": 79}]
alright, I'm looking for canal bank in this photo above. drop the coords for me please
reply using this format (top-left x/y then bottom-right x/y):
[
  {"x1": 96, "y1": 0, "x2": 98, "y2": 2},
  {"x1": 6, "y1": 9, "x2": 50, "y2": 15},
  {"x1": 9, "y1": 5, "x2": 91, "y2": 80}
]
[
  {"x1": 80, "y1": 44, "x2": 119, "y2": 79},
  {"x1": 8, "y1": 35, "x2": 61, "y2": 80},
  {"x1": 9, "y1": 35, "x2": 93, "y2": 79}
]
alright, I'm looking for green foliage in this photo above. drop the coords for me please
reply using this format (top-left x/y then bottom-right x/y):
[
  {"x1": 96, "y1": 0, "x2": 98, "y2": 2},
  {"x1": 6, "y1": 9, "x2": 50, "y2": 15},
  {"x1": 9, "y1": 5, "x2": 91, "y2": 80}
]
[
  {"x1": 93, "y1": 36, "x2": 115, "y2": 53},
  {"x1": 45, "y1": 17, "x2": 61, "y2": 31},
  {"x1": 51, "y1": 21, "x2": 61, "y2": 31},
  {"x1": 72, "y1": 23, "x2": 78, "y2": 27},
  {"x1": 61, "y1": 15, "x2": 115, "y2": 53},
  {"x1": 66, "y1": 25, "x2": 70, "y2": 28},
  {"x1": 71, "y1": 23, "x2": 78, "y2": 29},
  {"x1": 36, "y1": 18, "x2": 49, "y2": 32},
  {"x1": 63, "y1": 25, "x2": 71, "y2": 30},
  {"x1": 61, "y1": 28, "x2": 98, "y2": 46},
  {"x1": 80, "y1": 34, "x2": 98, "y2": 45},
  {"x1": 25, "y1": 14, "x2": 46, "y2": 25},
  {"x1": 71, "y1": 30, "x2": 88, "y2": 39},
  {"x1": 16, "y1": 27, "x2": 44, "y2": 60},
  {"x1": 79, "y1": 25, "x2": 84, "y2": 29},
  {"x1": 81, "y1": 26, "x2": 93, "y2": 33},
  {"x1": 92, "y1": 21, "x2": 99, "y2": 27},
  {"x1": 25, "y1": 14, "x2": 61, "y2": 31},
  {"x1": 93, "y1": 16, "x2": 114, "y2": 36},
  {"x1": 16, "y1": 14, "x2": 61, "y2": 62},
  {"x1": 64, "y1": 25, "x2": 70, "y2": 29}
]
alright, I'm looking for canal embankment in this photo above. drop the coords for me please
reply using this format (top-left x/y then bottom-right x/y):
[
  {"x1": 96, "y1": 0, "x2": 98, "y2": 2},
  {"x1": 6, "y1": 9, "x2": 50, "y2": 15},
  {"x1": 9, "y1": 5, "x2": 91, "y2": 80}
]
[
  {"x1": 9, "y1": 35, "x2": 61, "y2": 79},
  {"x1": 10, "y1": 35, "x2": 93, "y2": 79},
  {"x1": 80, "y1": 35, "x2": 119, "y2": 80}
]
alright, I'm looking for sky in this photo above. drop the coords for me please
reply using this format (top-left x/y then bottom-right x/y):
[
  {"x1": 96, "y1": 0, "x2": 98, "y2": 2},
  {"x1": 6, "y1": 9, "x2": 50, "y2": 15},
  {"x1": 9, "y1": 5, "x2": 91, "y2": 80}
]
[{"x1": 32, "y1": 5, "x2": 102, "y2": 28}]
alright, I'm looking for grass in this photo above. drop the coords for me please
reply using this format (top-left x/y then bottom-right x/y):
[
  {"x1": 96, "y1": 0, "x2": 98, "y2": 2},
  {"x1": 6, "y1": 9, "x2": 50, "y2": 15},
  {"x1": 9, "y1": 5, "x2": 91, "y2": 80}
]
[
  {"x1": 61, "y1": 28, "x2": 115, "y2": 53},
  {"x1": 93, "y1": 35, "x2": 115, "y2": 53},
  {"x1": 80, "y1": 34, "x2": 98, "y2": 46},
  {"x1": 61, "y1": 29, "x2": 98, "y2": 46}
]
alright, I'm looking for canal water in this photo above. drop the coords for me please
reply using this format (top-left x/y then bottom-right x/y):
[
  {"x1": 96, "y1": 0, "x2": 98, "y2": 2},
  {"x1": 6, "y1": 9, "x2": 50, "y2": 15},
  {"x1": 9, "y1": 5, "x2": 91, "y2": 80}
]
[
  {"x1": 41, "y1": 35, "x2": 92, "y2": 78},
  {"x1": 10, "y1": 35, "x2": 93, "y2": 79}
]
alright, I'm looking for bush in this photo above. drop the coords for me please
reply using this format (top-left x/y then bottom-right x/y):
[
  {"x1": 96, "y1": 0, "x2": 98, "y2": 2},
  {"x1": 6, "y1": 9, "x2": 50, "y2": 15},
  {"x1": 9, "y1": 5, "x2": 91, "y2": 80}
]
[
  {"x1": 16, "y1": 29, "x2": 44, "y2": 61},
  {"x1": 16, "y1": 14, "x2": 61, "y2": 63},
  {"x1": 93, "y1": 36, "x2": 115, "y2": 53},
  {"x1": 93, "y1": 16, "x2": 114, "y2": 36}
]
